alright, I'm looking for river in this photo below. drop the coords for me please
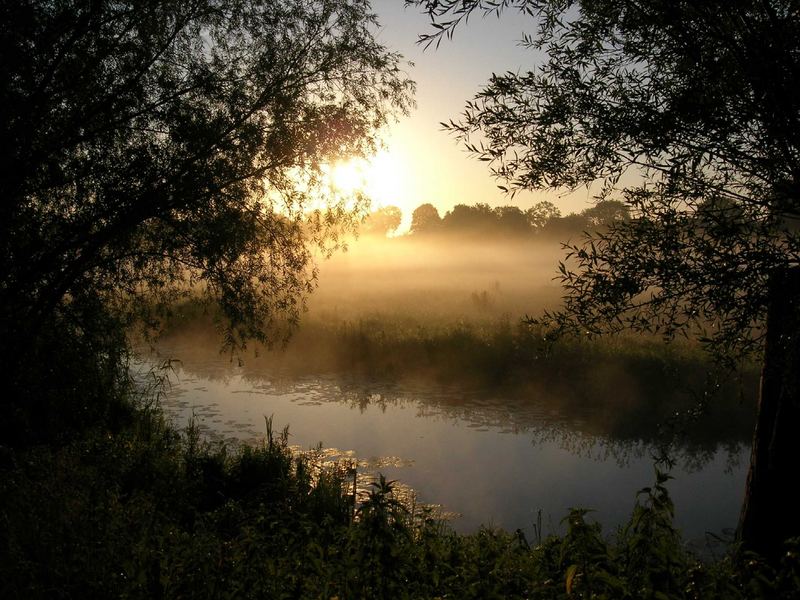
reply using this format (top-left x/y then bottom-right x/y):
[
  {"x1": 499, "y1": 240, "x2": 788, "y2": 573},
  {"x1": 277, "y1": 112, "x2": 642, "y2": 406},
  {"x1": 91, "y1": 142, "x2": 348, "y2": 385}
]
[{"x1": 134, "y1": 329, "x2": 752, "y2": 553}]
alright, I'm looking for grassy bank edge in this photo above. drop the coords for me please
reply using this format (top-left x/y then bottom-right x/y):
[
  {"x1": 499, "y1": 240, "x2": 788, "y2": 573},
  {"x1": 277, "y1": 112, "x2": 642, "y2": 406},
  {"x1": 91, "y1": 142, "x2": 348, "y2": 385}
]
[{"x1": 1, "y1": 380, "x2": 798, "y2": 599}]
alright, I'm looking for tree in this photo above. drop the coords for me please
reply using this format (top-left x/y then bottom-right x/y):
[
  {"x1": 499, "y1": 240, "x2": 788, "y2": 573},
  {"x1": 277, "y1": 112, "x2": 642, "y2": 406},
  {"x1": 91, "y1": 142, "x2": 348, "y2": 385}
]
[
  {"x1": 581, "y1": 199, "x2": 630, "y2": 228},
  {"x1": 361, "y1": 205, "x2": 403, "y2": 237},
  {"x1": 493, "y1": 205, "x2": 530, "y2": 235},
  {"x1": 409, "y1": 0, "x2": 800, "y2": 559},
  {"x1": 0, "y1": 0, "x2": 412, "y2": 435},
  {"x1": 541, "y1": 212, "x2": 588, "y2": 239},
  {"x1": 525, "y1": 200, "x2": 561, "y2": 229},
  {"x1": 410, "y1": 202, "x2": 442, "y2": 233},
  {"x1": 441, "y1": 202, "x2": 495, "y2": 233}
]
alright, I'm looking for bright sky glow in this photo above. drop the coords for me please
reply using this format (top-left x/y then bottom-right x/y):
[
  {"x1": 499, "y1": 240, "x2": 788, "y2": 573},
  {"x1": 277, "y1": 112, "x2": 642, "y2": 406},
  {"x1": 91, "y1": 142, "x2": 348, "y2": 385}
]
[
  {"x1": 329, "y1": 160, "x2": 366, "y2": 196},
  {"x1": 366, "y1": 1, "x2": 595, "y2": 231},
  {"x1": 329, "y1": 150, "x2": 407, "y2": 207}
]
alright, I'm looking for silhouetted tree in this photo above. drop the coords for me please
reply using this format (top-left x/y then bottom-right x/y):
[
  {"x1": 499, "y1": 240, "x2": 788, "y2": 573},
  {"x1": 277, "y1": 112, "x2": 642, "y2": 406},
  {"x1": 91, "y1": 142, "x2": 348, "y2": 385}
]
[
  {"x1": 362, "y1": 205, "x2": 403, "y2": 237},
  {"x1": 541, "y1": 213, "x2": 588, "y2": 240},
  {"x1": 410, "y1": 202, "x2": 442, "y2": 233},
  {"x1": 441, "y1": 202, "x2": 495, "y2": 233},
  {"x1": 411, "y1": 200, "x2": 567, "y2": 238},
  {"x1": 525, "y1": 200, "x2": 561, "y2": 229},
  {"x1": 411, "y1": 0, "x2": 800, "y2": 559},
  {"x1": 493, "y1": 205, "x2": 530, "y2": 235},
  {"x1": 1, "y1": 0, "x2": 412, "y2": 434},
  {"x1": 581, "y1": 200, "x2": 630, "y2": 228}
]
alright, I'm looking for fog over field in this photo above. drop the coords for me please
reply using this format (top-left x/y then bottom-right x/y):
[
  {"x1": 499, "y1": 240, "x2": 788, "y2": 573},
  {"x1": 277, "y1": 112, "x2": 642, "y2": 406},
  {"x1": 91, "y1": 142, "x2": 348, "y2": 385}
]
[
  {"x1": 308, "y1": 235, "x2": 568, "y2": 324},
  {"x1": 152, "y1": 230, "x2": 757, "y2": 456}
]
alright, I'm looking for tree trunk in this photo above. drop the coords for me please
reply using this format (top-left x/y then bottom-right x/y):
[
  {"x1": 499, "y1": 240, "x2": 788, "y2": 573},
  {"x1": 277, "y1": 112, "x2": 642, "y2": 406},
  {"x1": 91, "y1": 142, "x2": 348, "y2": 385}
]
[{"x1": 738, "y1": 266, "x2": 800, "y2": 560}]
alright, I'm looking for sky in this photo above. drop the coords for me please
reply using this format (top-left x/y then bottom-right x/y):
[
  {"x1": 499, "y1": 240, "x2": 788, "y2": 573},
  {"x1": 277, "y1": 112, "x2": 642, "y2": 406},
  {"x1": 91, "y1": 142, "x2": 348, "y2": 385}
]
[{"x1": 361, "y1": 0, "x2": 595, "y2": 230}]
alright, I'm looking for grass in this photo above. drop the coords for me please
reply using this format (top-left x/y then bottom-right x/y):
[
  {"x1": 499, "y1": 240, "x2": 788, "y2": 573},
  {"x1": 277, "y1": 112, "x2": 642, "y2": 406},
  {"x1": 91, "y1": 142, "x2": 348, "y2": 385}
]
[
  {"x1": 1, "y1": 387, "x2": 798, "y2": 599},
  {"x1": 154, "y1": 302, "x2": 758, "y2": 454}
]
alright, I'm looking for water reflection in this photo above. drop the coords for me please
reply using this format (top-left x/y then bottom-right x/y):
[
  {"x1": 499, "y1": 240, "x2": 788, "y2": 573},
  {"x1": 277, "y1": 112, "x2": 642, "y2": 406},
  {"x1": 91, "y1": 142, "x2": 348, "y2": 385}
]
[{"x1": 133, "y1": 333, "x2": 754, "y2": 546}]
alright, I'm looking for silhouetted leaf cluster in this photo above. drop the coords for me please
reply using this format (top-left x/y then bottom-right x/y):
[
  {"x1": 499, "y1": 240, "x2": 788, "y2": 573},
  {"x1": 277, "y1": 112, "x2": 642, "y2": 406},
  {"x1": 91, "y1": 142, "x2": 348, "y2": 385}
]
[
  {"x1": 0, "y1": 0, "x2": 413, "y2": 412},
  {"x1": 407, "y1": 0, "x2": 800, "y2": 559},
  {"x1": 408, "y1": 0, "x2": 800, "y2": 361}
]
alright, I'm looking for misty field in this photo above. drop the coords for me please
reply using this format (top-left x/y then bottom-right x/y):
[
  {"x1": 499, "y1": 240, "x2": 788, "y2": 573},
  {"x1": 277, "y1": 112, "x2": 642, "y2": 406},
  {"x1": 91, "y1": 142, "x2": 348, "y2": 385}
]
[{"x1": 157, "y1": 234, "x2": 756, "y2": 434}]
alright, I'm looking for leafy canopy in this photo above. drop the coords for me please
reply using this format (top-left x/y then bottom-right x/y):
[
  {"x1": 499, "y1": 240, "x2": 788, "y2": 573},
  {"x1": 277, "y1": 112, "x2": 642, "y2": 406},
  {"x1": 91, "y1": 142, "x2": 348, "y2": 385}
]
[
  {"x1": 410, "y1": 202, "x2": 442, "y2": 233},
  {"x1": 0, "y1": 0, "x2": 414, "y2": 349},
  {"x1": 409, "y1": 0, "x2": 800, "y2": 358}
]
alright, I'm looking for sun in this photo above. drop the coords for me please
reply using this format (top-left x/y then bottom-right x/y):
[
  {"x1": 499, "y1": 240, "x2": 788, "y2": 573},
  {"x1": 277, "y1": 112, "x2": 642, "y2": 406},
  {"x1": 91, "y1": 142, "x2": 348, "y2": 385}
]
[
  {"x1": 328, "y1": 150, "x2": 404, "y2": 207},
  {"x1": 330, "y1": 159, "x2": 367, "y2": 195}
]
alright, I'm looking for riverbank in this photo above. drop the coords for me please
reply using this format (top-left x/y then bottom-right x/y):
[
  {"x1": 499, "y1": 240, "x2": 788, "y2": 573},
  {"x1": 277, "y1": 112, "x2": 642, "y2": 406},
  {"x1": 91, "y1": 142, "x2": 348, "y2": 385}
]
[
  {"x1": 2, "y1": 382, "x2": 797, "y2": 598},
  {"x1": 154, "y1": 304, "x2": 758, "y2": 449}
]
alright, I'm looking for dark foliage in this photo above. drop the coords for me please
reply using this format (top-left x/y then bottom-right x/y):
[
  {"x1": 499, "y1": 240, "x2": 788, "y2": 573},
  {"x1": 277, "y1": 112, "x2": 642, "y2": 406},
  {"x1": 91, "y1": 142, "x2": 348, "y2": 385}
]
[
  {"x1": 1, "y1": 396, "x2": 798, "y2": 599},
  {"x1": 407, "y1": 0, "x2": 800, "y2": 558},
  {"x1": 0, "y1": 0, "x2": 412, "y2": 441}
]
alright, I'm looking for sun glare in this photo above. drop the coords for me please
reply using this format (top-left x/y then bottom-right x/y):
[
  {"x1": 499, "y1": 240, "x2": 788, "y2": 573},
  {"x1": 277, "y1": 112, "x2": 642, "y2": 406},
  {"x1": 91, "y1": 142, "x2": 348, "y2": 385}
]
[
  {"x1": 328, "y1": 150, "x2": 406, "y2": 209},
  {"x1": 366, "y1": 150, "x2": 403, "y2": 205},
  {"x1": 330, "y1": 160, "x2": 367, "y2": 195}
]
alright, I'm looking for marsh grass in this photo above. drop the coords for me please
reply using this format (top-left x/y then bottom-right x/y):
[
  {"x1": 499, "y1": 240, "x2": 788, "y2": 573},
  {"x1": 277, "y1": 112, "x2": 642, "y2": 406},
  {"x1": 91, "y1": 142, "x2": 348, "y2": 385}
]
[
  {"x1": 154, "y1": 302, "x2": 758, "y2": 454},
  {"x1": 159, "y1": 298, "x2": 729, "y2": 382}
]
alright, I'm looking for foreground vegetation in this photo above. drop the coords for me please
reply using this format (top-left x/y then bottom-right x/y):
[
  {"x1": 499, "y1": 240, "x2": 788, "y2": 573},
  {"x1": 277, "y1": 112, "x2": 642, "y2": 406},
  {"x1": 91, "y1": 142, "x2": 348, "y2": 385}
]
[{"x1": 2, "y1": 373, "x2": 798, "y2": 599}]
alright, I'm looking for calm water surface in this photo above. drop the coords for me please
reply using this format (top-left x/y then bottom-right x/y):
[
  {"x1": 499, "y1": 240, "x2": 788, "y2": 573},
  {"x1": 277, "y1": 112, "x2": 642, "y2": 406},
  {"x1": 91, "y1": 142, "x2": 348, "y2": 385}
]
[{"x1": 135, "y1": 337, "x2": 749, "y2": 546}]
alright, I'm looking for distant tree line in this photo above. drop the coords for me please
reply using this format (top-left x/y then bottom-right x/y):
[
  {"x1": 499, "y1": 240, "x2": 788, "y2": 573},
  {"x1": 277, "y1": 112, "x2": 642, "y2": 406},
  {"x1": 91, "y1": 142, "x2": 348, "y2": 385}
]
[{"x1": 359, "y1": 199, "x2": 631, "y2": 239}]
